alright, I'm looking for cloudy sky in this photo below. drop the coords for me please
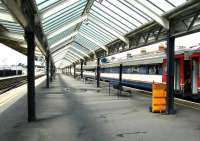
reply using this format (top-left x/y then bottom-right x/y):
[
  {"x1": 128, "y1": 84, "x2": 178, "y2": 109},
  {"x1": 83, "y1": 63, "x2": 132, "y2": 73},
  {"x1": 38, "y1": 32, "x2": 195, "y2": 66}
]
[
  {"x1": 107, "y1": 32, "x2": 200, "y2": 60},
  {"x1": 0, "y1": 43, "x2": 27, "y2": 66}
]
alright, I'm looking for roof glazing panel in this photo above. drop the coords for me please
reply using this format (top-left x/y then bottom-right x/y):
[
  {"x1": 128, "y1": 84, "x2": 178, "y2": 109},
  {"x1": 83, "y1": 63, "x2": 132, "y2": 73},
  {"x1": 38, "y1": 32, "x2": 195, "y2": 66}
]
[
  {"x1": 41, "y1": 0, "x2": 86, "y2": 23},
  {"x1": 36, "y1": 0, "x2": 87, "y2": 36},
  {"x1": 34, "y1": 0, "x2": 188, "y2": 66},
  {"x1": 37, "y1": 0, "x2": 60, "y2": 11},
  {"x1": 68, "y1": 47, "x2": 85, "y2": 56},
  {"x1": 48, "y1": 27, "x2": 75, "y2": 46},
  {"x1": 75, "y1": 35, "x2": 99, "y2": 51},
  {"x1": 72, "y1": 42, "x2": 93, "y2": 54},
  {"x1": 79, "y1": 25, "x2": 109, "y2": 44},
  {"x1": 0, "y1": 2, "x2": 24, "y2": 34}
]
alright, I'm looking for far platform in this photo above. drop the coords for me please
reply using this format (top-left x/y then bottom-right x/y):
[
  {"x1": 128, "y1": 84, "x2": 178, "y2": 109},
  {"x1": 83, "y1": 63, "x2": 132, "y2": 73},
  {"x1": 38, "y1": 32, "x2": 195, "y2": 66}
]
[{"x1": 0, "y1": 74, "x2": 200, "y2": 141}]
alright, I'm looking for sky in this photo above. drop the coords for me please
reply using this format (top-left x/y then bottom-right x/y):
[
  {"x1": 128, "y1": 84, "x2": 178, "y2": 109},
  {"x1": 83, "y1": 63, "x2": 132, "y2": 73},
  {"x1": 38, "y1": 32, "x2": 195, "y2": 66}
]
[
  {"x1": 107, "y1": 32, "x2": 200, "y2": 60},
  {"x1": 0, "y1": 32, "x2": 200, "y2": 66},
  {"x1": 0, "y1": 43, "x2": 27, "y2": 66}
]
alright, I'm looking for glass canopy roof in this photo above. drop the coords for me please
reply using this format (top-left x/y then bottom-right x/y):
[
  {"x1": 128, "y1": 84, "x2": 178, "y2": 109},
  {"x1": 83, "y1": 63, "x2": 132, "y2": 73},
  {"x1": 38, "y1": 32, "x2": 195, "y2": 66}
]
[
  {"x1": 0, "y1": 1, "x2": 42, "y2": 55},
  {"x1": 0, "y1": 0, "x2": 188, "y2": 68},
  {"x1": 37, "y1": 0, "x2": 187, "y2": 68},
  {"x1": 0, "y1": 1, "x2": 24, "y2": 34}
]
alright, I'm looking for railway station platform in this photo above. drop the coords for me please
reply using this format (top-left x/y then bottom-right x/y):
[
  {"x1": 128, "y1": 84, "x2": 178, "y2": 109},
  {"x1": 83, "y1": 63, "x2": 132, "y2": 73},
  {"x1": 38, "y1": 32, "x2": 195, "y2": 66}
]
[{"x1": 0, "y1": 74, "x2": 200, "y2": 141}]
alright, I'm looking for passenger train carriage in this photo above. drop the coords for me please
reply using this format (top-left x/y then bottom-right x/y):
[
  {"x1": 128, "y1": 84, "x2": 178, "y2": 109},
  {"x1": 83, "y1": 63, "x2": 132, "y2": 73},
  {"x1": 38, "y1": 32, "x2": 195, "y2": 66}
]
[{"x1": 76, "y1": 46, "x2": 200, "y2": 98}]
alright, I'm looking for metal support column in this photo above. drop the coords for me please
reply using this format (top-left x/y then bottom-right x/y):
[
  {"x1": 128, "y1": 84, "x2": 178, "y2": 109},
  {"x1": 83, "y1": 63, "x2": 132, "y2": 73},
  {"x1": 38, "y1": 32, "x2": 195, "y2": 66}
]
[
  {"x1": 46, "y1": 51, "x2": 50, "y2": 88},
  {"x1": 50, "y1": 61, "x2": 53, "y2": 82},
  {"x1": 25, "y1": 20, "x2": 36, "y2": 122},
  {"x1": 81, "y1": 60, "x2": 83, "y2": 79},
  {"x1": 73, "y1": 63, "x2": 76, "y2": 78},
  {"x1": 52, "y1": 65, "x2": 55, "y2": 79},
  {"x1": 96, "y1": 58, "x2": 100, "y2": 87},
  {"x1": 119, "y1": 64, "x2": 123, "y2": 96},
  {"x1": 70, "y1": 66, "x2": 72, "y2": 75},
  {"x1": 166, "y1": 20, "x2": 175, "y2": 114}
]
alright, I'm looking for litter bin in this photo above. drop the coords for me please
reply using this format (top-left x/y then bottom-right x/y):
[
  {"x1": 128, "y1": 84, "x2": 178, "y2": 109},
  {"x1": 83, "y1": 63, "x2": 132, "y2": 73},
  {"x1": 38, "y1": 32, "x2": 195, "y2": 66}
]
[{"x1": 150, "y1": 83, "x2": 167, "y2": 113}]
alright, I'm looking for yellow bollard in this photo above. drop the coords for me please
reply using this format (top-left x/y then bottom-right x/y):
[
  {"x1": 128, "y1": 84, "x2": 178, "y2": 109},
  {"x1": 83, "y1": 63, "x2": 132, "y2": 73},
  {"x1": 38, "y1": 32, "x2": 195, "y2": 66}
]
[{"x1": 150, "y1": 83, "x2": 167, "y2": 113}]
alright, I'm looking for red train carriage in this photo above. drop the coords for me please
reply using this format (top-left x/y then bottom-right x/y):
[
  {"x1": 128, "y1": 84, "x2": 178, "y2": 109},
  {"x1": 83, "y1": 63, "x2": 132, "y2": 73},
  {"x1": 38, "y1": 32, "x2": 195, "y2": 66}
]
[{"x1": 162, "y1": 51, "x2": 200, "y2": 98}]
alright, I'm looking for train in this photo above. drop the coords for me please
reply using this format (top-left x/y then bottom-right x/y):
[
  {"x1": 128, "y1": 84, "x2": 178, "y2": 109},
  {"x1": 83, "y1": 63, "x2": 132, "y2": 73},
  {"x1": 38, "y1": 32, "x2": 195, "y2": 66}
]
[
  {"x1": 0, "y1": 69, "x2": 22, "y2": 77},
  {"x1": 0, "y1": 55, "x2": 45, "y2": 77},
  {"x1": 75, "y1": 45, "x2": 200, "y2": 99}
]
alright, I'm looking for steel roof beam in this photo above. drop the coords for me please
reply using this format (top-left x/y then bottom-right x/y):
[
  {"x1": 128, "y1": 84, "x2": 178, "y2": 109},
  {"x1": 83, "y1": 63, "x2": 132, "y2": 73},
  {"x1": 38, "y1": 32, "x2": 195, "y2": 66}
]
[
  {"x1": 0, "y1": 31, "x2": 24, "y2": 43},
  {"x1": 1, "y1": 0, "x2": 46, "y2": 55},
  {"x1": 67, "y1": 50, "x2": 84, "y2": 60},
  {"x1": 1, "y1": 0, "x2": 28, "y2": 27},
  {"x1": 88, "y1": 15, "x2": 129, "y2": 45},
  {"x1": 65, "y1": 55, "x2": 77, "y2": 62},
  {"x1": 127, "y1": 0, "x2": 169, "y2": 29},
  {"x1": 79, "y1": 32, "x2": 108, "y2": 52},
  {"x1": 54, "y1": 59, "x2": 71, "y2": 67},
  {"x1": 50, "y1": 31, "x2": 78, "y2": 48},
  {"x1": 0, "y1": 12, "x2": 15, "y2": 22},
  {"x1": 47, "y1": 15, "x2": 88, "y2": 39},
  {"x1": 75, "y1": 0, "x2": 95, "y2": 31},
  {"x1": 50, "y1": 39, "x2": 73, "y2": 54},
  {"x1": 63, "y1": 57, "x2": 74, "y2": 63},
  {"x1": 73, "y1": 41, "x2": 96, "y2": 55},
  {"x1": 41, "y1": 0, "x2": 80, "y2": 19},
  {"x1": 69, "y1": 46, "x2": 90, "y2": 57},
  {"x1": 52, "y1": 48, "x2": 68, "y2": 58},
  {"x1": 66, "y1": 52, "x2": 80, "y2": 61}
]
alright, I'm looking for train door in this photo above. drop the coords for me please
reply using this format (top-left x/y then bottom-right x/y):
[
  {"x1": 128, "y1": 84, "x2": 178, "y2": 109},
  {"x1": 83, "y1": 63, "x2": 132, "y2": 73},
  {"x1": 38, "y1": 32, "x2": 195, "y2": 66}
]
[
  {"x1": 174, "y1": 59, "x2": 180, "y2": 91},
  {"x1": 184, "y1": 60, "x2": 192, "y2": 96},
  {"x1": 192, "y1": 58, "x2": 198, "y2": 94},
  {"x1": 174, "y1": 55, "x2": 184, "y2": 95},
  {"x1": 162, "y1": 59, "x2": 167, "y2": 83},
  {"x1": 191, "y1": 52, "x2": 200, "y2": 95}
]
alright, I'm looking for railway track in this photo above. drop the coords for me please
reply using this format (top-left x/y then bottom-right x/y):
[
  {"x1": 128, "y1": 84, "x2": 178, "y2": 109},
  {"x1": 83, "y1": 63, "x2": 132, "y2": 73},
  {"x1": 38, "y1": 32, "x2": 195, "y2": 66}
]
[
  {"x1": 0, "y1": 74, "x2": 44, "y2": 95},
  {"x1": 121, "y1": 86, "x2": 200, "y2": 111},
  {"x1": 84, "y1": 78, "x2": 200, "y2": 111}
]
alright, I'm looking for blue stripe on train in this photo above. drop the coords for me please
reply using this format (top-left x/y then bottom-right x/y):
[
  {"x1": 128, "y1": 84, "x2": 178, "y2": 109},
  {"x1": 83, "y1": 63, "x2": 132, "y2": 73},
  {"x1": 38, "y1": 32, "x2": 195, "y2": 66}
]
[{"x1": 84, "y1": 75, "x2": 152, "y2": 91}]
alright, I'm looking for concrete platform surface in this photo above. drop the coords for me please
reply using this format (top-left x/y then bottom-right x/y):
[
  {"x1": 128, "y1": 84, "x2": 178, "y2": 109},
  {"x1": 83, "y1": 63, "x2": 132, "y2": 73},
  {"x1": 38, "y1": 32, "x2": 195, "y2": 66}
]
[{"x1": 0, "y1": 74, "x2": 200, "y2": 141}]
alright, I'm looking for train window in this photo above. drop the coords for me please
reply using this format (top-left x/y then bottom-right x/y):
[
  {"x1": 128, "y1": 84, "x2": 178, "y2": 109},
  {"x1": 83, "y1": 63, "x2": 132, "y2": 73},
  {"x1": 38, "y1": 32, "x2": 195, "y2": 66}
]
[
  {"x1": 132, "y1": 66, "x2": 140, "y2": 74},
  {"x1": 147, "y1": 64, "x2": 163, "y2": 75},
  {"x1": 102, "y1": 67, "x2": 119, "y2": 73},
  {"x1": 163, "y1": 63, "x2": 167, "y2": 73},
  {"x1": 148, "y1": 65, "x2": 157, "y2": 74},
  {"x1": 100, "y1": 64, "x2": 162, "y2": 75},
  {"x1": 139, "y1": 66, "x2": 148, "y2": 74},
  {"x1": 158, "y1": 64, "x2": 163, "y2": 75},
  {"x1": 123, "y1": 66, "x2": 132, "y2": 74}
]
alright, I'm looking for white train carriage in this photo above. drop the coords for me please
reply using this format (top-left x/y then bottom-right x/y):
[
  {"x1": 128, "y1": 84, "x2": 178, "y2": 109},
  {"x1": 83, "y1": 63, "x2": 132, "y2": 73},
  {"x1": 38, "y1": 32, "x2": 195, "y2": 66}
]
[{"x1": 79, "y1": 47, "x2": 200, "y2": 98}]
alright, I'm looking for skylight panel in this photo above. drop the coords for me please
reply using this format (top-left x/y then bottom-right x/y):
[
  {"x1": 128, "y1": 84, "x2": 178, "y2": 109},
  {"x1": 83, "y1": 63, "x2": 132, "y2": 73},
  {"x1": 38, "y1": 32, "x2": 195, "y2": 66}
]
[
  {"x1": 41, "y1": 0, "x2": 80, "y2": 19},
  {"x1": 148, "y1": 0, "x2": 174, "y2": 12}
]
